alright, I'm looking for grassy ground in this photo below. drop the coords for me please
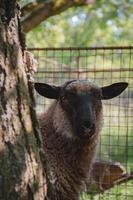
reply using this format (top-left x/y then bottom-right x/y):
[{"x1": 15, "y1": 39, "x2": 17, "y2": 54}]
[
  {"x1": 81, "y1": 181, "x2": 133, "y2": 200},
  {"x1": 80, "y1": 124, "x2": 133, "y2": 200}
]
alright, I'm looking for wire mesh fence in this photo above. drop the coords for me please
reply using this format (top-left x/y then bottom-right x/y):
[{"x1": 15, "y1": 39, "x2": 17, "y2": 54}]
[{"x1": 30, "y1": 46, "x2": 133, "y2": 200}]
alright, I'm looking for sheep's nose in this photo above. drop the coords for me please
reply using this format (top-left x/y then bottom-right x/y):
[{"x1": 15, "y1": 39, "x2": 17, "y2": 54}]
[
  {"x1": 83, "y1": 121, "x2": 90, "y2": 128},
  {"x1": 82, "y1": 121, "x2": 96, "y2": 134}
]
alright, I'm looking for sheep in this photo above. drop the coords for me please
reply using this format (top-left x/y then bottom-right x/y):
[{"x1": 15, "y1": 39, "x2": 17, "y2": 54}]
[{"x1": 35, "y1": 80, "x2": 128, "y2": 200}]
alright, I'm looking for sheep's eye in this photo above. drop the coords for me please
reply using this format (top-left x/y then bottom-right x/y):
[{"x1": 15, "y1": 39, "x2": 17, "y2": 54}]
[{"x1": 61, "y1": 92, "x2": 76, "y2": 104}]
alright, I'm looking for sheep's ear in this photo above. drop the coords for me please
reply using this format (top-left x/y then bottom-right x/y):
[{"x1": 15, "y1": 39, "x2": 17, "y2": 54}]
[
  {"x1": 101, "y1": 82, "x2": 128, "y2": 100},
  {"x1": 35, "y1": 83, "x2": 60, "y2": 99}
]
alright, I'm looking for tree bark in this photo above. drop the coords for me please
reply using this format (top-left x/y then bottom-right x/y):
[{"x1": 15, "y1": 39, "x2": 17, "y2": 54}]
[
  {"x1": 0, "y1": 1, "x2": 46, "y2": 199},
  {"x1": 21, "y1": 0, "x2": 95, "y2": 33}
]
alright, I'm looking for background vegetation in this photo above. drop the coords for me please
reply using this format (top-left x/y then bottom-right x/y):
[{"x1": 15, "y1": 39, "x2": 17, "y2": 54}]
[
  {"x1": 20, "y1": 0, "x2": 133, "y2": 47},
  {"x1": 20, "y1": 1, "x2": 133, "y2": 199},
  {"x1": 34, "y1": 48, "x2": 133, "y2": 200}
]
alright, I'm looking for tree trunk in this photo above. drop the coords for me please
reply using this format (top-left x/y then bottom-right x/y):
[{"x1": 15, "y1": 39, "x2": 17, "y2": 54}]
[{"x1": 0, "y1": 1, "x2": 46, "y2": 199}]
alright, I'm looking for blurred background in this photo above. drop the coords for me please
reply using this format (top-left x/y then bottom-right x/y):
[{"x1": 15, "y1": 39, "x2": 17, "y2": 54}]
[
  {"x1": 20, "y1": 0, "x2": 133, "y2": 47},
  {"x1": 32, "y1": 47, "x2": 133, "y2": 200},
  {"x1": 20, "y1": 1, "x2": 133, "y2": 199}
]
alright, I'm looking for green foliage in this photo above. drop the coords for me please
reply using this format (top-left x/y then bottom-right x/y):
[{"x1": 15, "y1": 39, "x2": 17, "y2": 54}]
[
  {"x1": 20, "y1": 1, "x2": 133, "y2": 199},
  {"x1": 80, "y1": 125, "x2": 133, "y2": 199},
  {"x1": 23, "y1": 0, "x2": 133, "y2": 47},
  {"x1": 80, "y1": 181, "x2": 133, "y2": 200},
  {"x1": 20, "y1": 0, "x2": 33, "y2": 7}
]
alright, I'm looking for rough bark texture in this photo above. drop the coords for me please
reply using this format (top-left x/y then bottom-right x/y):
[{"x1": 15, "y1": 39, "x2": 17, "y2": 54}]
[
  {"x1": 0, "y1": 1, "x2": 46, "y2": 199},
  {"x1": 21, "y1": 0, "x2": 95, "y2": 33}
]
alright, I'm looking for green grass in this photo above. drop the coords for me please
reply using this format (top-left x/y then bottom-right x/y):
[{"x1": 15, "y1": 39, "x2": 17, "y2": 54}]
[
  {"x1": 100, "y1": 127, "x2": 133, "y2": 171},
  {"x1": 80, "y1": 125, "x2": 133, "y2": 200},
  {"x1": 80, "y1": 181, "x2": 133, "y2": 200}
]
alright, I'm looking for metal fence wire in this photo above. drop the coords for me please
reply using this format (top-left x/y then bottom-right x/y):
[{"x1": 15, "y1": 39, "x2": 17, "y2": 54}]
[{"x1": 30, "y1": 46, "x2": 133, "y2": 200}]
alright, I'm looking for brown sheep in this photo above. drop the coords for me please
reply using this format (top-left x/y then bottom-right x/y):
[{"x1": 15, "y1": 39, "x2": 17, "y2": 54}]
[{"x1": 35, "y1": 80, "x2": 128, "y2": 200}]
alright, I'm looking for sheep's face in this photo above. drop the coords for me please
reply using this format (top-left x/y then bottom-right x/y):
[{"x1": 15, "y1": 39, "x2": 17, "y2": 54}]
[
  {"x1": 59, "y1": 81, "x2": 102, "y2": 139},
  {"x1": 35, "y1": 80, "x2": 128, "y2": 140}
]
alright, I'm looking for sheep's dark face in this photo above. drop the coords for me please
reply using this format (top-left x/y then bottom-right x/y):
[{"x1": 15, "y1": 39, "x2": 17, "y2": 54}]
[
  {"x1": 35, "y1": 80, "x2": 128, "y2": 140},
  {"x1": 59, "y1": 81, "x2": 102, "y2": 139}
]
